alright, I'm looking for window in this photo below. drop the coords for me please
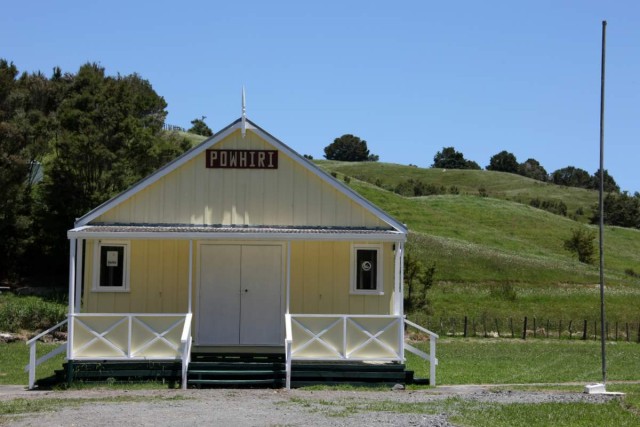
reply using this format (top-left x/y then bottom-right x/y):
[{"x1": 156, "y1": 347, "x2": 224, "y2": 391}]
[
  {"x1": 351, "y1": 244, "x2": 383, "y2": 295},
  {"x1": 93, "y1": 241, "x2": 130, "y2": 292}
]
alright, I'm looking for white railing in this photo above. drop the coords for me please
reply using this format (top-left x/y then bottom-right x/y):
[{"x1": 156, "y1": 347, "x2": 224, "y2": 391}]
[
  {"x1": 180, "y1": 313, "x2": 193, "y2": 390},
  {"x1": 25, "y1": 319, "x2": 68, "y2": 390},
  {"x1": 404, "y1": 318, "x2": 439, "y2": 386},
  {"x1": 283, "y1": 315, "x2": 439, "y2": 389},
  {"x1": 69, "y1": 313, "x2": 189, "y2": 359},
  {"x1": 289, "y1": 314, "x2": 403, "y2": 361},
  {"x1": 284, "y1": 314, "x2": 403, "y2": 389},
  {"x1": 26, "y1": 313, "x2": 193, "y2": 389},
  {"x1": 285, "y1": 314, "x2": 293, "y2": 389}
]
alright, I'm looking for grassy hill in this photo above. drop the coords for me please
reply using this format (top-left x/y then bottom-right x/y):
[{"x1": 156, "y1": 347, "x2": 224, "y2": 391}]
[{"x1": 316, "y1": 161, "x2": 640, "y2": 323}]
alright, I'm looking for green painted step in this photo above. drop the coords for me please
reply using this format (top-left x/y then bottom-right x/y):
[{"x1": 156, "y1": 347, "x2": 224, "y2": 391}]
[
  {"x1": 291, "y1": 371, "x2": 405, "y2": 379},
  {"x1": 188, "y1": 370, "x2": 283, "y2": 376},
  {"x1": 188, "y1": 362, "x2": 284, "y2": 370},
  {"x1": 189, "y1": 378, "x2": 281, "y2": 385}
]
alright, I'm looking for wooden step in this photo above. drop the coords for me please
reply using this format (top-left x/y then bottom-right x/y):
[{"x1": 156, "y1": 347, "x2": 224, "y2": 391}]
[
  {"x1": 188, "y1": 378, "x2": 282, "y2": 386},
  {"x1": 188, "y1": 369, "x2": 283, "y2": 376}
]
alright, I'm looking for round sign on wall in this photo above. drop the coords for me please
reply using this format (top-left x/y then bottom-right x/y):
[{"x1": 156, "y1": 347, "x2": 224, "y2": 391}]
[{"x1": 361, "y1": 261, "x2": 372, "y2": 272}]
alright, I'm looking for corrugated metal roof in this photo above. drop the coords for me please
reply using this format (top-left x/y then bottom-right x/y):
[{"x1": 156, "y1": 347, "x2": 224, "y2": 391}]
[{"x1": 74, "y1": 223, "x2": 400, "y2": 235}]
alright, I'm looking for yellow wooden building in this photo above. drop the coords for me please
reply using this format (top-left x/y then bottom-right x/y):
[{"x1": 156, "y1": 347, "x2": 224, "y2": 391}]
[{"x1": 27, "y1": 114, "x2": 437, "y2": 389}]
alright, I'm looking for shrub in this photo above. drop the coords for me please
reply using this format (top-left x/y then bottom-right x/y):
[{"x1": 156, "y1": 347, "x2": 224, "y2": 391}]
[
  {"x1": 489, "y1": 283, "x2": 517, "y2": 301},
  {"x1": 563, "y1": 227, "x2": 596, "y2": 264},
  {"x1": 625, "y1": 268, "x2": 639, "y2": 278},
  {"x1": 478, "y1": 187, "x2": 488, "y2": 197},
  {"x1": 0, "y1": 294, "x2": 67, "y2": 332}
]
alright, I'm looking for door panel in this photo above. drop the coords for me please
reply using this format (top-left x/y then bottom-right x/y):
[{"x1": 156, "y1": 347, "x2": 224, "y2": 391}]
[
  {"x1": 240, "y1": 245, "x2": 283, "y2": 345},
  {"x1": 198, "y1": 245, "x2": 241, "y2": 344},
  {"x1": 197, "y1": 244, "x2": 283, "y2": 346}
]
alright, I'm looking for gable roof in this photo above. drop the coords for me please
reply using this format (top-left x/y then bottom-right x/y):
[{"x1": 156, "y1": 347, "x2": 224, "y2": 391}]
[{"x1": 74, "y1": 118, "x2": 407, "y2": 234}]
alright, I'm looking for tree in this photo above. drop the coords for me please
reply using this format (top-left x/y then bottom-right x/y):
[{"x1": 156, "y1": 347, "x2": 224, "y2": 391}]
[
  {"x1": 0, "y1": 61, "x2": 61, "y2": 281},
  {"x1": 188, "y1": 116, "x2": 213, "y2": 137},
  {"x1": 487, "y1": 150, "x2": 518, "y2": 173},
  {"x1": 403, "y1": 251, "x2": 435, "y2": 311},
  {"x1": 518, "y1": 158, "x2": 548, "y2": 182},
  {"x1": 323, "y1": 134, "x2": 376, "y2": 161},
  {"x1": 431, "y1": 147, "x2": 480, "y2": 170},
  {"x1": 551, "y1": 166, "x2": 592, "y2": 188},
  {"x1": 590, "y1": 169, "x2": 620, "y2": 193},
  {"x1": 563, "y1": 227, "x2": 596, "y2": 264},
  {"x1": 37, "y1": 63, "x2": 188, "y2": 274},
  {"x1": 591, "y1": 191, "x2": 640, "y2": 229}
]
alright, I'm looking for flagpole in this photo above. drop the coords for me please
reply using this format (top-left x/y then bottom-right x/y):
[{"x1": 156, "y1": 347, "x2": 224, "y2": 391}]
[{"x1": 598, "y1": 19, "x2": 607, "y2": 386}]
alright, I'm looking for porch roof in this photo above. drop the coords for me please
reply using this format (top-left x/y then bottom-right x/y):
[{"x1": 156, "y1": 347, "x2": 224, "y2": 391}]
[{"x1": 67, "y1": 223, "x2": 406, "y2": 242}]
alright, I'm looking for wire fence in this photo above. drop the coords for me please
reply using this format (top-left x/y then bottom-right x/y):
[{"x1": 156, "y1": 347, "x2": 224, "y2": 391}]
[
  {"x1": 414, "y1": 316, "x2": 640, "y2": 342},
  {"x1": 162, "y1": 123, "x2": 186, "y2": 132}
]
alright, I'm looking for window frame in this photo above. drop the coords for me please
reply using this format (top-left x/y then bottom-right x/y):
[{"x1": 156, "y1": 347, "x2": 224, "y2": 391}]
[
  {"x1": 350, "y1": 243, "x2": 383, "y2": 295},
  {"x1": 92, "y1": 240, "x2": 131, "y2": 292}
]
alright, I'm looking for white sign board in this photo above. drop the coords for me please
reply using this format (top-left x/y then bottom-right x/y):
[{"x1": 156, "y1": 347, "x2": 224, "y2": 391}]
[{"x1": 106, "y1": 251, "x2": 119, "y2": 267}]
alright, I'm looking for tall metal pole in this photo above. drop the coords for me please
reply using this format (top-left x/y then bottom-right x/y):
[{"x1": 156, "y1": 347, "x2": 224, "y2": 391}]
[{"x1": 598, "y1": 20, "x2": 607, "y2": 386}]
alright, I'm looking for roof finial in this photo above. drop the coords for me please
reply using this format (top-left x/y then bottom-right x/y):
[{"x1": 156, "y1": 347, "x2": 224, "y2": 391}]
[{"x1": 241, "y1": 86, "x2": 247, "y2": 138}]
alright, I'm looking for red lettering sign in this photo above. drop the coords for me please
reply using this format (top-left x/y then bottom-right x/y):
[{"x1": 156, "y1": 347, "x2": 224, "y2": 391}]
[{"x1": 206, "y1": 150, "x2": 278, "y2": 169}]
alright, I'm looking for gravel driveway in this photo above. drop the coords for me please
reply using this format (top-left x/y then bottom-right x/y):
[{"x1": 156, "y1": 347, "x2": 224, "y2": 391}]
[{"x1": 0, "y1": 385, "x2": 621, "y2": 427}]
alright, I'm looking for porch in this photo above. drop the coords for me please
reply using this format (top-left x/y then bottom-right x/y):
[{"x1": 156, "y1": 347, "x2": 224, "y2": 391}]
[{"x1": 26, "y1": 313, "x2": 437, "y2": 389}]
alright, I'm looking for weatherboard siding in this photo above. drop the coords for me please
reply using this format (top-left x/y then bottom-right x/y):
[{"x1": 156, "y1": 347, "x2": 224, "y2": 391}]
[
  {"x1": 83, "y1": 240, "x2": 190, "y2": 314},
  {"x1": 82, "y1": 239, "x2": 395, "y2": 316},
  {"x1": 289, "y1": 241, "x2": 395, "y2": 315},
  {"x1": 93, "y1": 130, "x2": 387, "y2": 228}
]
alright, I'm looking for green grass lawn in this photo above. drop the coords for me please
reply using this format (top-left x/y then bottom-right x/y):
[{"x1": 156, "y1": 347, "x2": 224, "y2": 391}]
[
  {"x1": 407, "y1": 339, "x2": 640, "y2": 385},
  {"x1": 317, "y1": 160, "x2": 599, "y2": 220},
  {"x1": 0, "y1": 342, "x2": 65, "y2": 386}
]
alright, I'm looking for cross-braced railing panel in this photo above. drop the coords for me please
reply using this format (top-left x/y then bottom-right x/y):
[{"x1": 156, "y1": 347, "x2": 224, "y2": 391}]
[
  {"x1": 72, "y1": 316, "x2": 129, "y2": 358},
  {"x1": 289, "y1": 315, "x2": 403, "y2": 361},
  {"x1": 291, "y1": 316, "x2": 344, "y2": 359},
  {"x1": 346, "y1": 317, "x2": 401, "y2": 359},
  {"x1": 131, "y1": 316, "x2": 185, "y2": 358},
  {"x1": 70, "y1": 314, "x2": 187, "y2": 360}
]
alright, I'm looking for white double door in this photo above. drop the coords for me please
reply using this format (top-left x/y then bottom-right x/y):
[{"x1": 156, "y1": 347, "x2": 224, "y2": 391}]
[{"x1": 197, "y1": 244, "x2": 283, "y2": 346}]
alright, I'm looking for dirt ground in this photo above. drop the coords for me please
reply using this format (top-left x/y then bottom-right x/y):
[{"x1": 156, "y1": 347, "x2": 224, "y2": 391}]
[{"x1": 0, "y1": 385, "x2": 621, "y2": 427}]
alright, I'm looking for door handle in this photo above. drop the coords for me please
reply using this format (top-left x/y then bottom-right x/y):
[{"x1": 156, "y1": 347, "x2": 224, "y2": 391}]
[{"x1": 244, "y1": 289, "x2": 248, "y2": 293}]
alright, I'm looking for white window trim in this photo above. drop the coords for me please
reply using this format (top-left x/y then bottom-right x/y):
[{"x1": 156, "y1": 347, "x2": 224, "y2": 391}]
[
  {"x1": 350, "y1": 243, "x2": 383, "y2": 295},
  {"x1": 92, "y1": 240, "x2": 131, "y2": 292}
]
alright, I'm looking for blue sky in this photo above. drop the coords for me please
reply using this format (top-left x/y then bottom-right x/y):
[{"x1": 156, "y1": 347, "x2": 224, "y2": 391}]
[{"x1": 3, "y1": 1, "x2": 639, "y2": 192}]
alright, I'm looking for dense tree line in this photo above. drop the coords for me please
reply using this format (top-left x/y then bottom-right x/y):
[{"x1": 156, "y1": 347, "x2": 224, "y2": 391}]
[{"x1": 0, "y1": 60, "x2": 191, "y2": 284}]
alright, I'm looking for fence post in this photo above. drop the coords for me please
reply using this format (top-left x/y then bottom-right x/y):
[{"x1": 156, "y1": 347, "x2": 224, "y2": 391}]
[
  {"x1": 464, "y1": 316, "x2": 468, "y2": 338},
  {"x1": 510, "y1": 318, "x2": 514, "y2": 338},
  {"x1": 558, "y1": 320, "x2": 562, "y2": 339},
  {"x1": 522, "y1": 317, "x2": 528, "y2": 340},
  {"x1": 483, "y1": 318, "x2": 487, "y2": 338},
  {"x1": 495, "y1": 319, "x2": 500, "y2": 337},
  {"x1": 533, "y1": 317, "x2": 537, "y2": 338},
  {"x1": 568, "y1": 320, "x2": 573, "y2": 339},
  {"x1": 546, "y1": 320, "x2": 550, "y2": 338},
  {"x1": 582, "y1": 320, "x2": 587, "y2": 340},
  {"x1": 615, "y1": 322, "x2": 618, "y2": 341},
  {"x1": 626, "y1": 323, "x2": 629, "y2": 342}
]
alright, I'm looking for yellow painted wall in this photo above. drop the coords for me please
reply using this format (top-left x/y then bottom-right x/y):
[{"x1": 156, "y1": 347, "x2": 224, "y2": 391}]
[
  {"x1": 289, "y1": 241, "x2": 395, "y2": 315},
  {"x1": 83, "y1": 239, "x2": 396, "y2": 316},
  {"x1": 93, "y1": 130, "x2": 387, "y2": 228},
  {"x1": 83, "y1": 240, "x2": 190, "y2": 313}
]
